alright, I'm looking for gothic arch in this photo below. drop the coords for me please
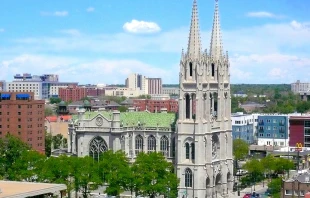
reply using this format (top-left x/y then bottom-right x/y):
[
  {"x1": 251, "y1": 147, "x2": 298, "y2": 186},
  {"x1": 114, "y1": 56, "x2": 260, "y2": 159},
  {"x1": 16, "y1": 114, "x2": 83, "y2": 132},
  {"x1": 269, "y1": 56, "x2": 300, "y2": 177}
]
[
  {"x1": 147, "y1": 135, "x2": 156, "y2": 153},
  {"x1": 206, "y1": 177, "x2": 210, "y2": 188},
  {"x1": 135, "y1": 134, "x2": 143, "y2": 155},
  {"x1": 160, "y1": 135, "x2": 169, "y2": 157},
  {"x1": 212, "y1": 134, "x2": 220, "y2": 160},
  {"x1": 184, "y1": 168, "x2": 193, "y2": 187},
  {"x1": 227, "y1": 172, "x2": 232, "y2": 182},
  {"x1": 185, "y1": 93, "x2": 190, "y2": 119},
  {"x1": 89, "y1": 136, "x2": 108, "y2": 161}
]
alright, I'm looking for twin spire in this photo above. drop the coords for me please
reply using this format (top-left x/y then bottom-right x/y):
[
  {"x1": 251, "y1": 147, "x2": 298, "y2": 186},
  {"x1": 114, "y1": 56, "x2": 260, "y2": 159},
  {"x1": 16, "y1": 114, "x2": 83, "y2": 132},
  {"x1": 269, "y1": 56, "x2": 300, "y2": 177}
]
[{"x1": 187, "y1": 0, "x2": 223, "y2": 59}]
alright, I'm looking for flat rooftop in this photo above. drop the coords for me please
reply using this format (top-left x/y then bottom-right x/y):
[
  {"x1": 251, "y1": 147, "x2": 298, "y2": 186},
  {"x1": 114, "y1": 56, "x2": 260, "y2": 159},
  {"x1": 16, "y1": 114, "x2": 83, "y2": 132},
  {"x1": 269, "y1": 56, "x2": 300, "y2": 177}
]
[{"x1": 0, "y1": 181, "x2": 66, "y2": 198}]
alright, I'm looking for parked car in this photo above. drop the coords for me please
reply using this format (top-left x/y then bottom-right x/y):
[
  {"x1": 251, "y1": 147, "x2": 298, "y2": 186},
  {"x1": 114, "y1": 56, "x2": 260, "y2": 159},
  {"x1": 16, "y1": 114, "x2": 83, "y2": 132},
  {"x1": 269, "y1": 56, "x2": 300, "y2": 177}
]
[
  {"x1": 236, "y1": 169, "x2": 248, "y2": 176},
  {"x1": 243, "y1": 193, "x2": 251, "y2": 198}
]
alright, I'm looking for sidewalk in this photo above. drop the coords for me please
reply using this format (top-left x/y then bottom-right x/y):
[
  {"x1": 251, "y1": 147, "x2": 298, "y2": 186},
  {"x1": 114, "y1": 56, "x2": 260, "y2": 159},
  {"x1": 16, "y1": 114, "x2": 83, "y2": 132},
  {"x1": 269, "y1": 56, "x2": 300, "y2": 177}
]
[{"x1": 230, "y1": 181, "x2": 268, "y2": 198}]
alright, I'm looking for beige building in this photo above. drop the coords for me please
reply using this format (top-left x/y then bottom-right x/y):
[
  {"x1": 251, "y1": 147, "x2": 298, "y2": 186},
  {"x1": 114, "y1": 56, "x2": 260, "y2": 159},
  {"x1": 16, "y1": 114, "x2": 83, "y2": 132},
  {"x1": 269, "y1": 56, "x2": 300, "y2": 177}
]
[{"x1": 104, "y1": 87, "x2": 145, "y2": 97}]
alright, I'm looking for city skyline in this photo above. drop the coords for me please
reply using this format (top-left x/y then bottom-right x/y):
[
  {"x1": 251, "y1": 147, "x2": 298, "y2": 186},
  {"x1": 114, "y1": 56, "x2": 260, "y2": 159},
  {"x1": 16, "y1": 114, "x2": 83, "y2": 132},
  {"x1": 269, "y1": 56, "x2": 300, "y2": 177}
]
[{"x1": 0, "y1": 0, "x2": 310, "y2": 85}]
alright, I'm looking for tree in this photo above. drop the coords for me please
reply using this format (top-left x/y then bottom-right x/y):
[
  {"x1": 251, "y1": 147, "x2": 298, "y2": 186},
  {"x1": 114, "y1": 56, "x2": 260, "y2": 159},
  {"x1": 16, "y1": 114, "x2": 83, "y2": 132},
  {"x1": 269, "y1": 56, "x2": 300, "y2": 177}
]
[
  {"x1": 45, "y1": 132, "x2": 52, "y2": 157},
  {"x1": 52, "y1": 134, "x2": 66, "y2": 149},
  {"x1": 40, "y1": 156, "x2": 75, "y2": 198},
  {"x1": 99, "y1": 150, "x2": 130, "y2": 196},
  {"x1": 233, "y1": 139, "x2": 249, "y2": 161},
  {"x1": 7, "y1": 150, "x2": 45, "y2": 181},
  {"x1": 73, "y1": 156, "x2": 101, "y2": 198},
  {"x1": 0, "y1": 134, "x2": 30, "y2": 179},
  {"x1": 272, "y1": 158, "x2": 294, "y2": 175},
  {"x1": 118, "y1": 106, "x2": 128, "y2": 112},
  {"x1": 268, "y1": 178, "x2": 282, "y2": 198},
  {"x1": 132, "y1": 152, "x2": 179, "y2": 198},
  {"x1": 45, "y1": 107, "x2": 54, "y2": 116},
  {"x1": 261, "y1": 154, "x2": 275, "y2": 180},
  {"x1": 50, "y1": 97, "x2": 62, "y2": 104},
  {"x1": 243, "y1": 159, "x2": 264, "y2": 186}
]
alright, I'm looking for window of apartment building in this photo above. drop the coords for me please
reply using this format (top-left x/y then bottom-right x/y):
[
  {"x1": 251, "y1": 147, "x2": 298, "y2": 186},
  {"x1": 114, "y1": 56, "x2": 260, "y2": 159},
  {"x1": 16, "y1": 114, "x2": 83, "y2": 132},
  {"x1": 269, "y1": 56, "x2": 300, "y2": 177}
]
[
  {"x1": 259, "y1": 133, "x2": 264, "y2": 137},
  {"x1": 0, "y1": 105, "x2": 1, "y2": 108},
  {"x1": 18, "y1": 132, "x2": 21, "y2": 135},
  {"x1": 273, "y1": 126, "x2": 277, "y2": 130},
  {"x1": 18, "y1": 125, "x2": 21, "y2": 129},
  {"x1": 267, "y1": 126, "x2": 271, "y2": 130},
  {"x1": 0, "y1": 132, "x2": 1, "y2": 135},
  {"x1": 7, "y1": 125, "x2": 9, "y2": 128},
  {"x1": 7, "y1": 118, "x2": 9, "y2": 121},
  {"x1": 267, "y1": 133, "x2": 271, "y2": 137},
  {"x1": 305, "y1": 121, "x2": 310, "y2": 127},
  {"x1": 273, "y1": 119, "x2": 277, "y2": 123},
  {"x1": 0, "y1": 125, "x2": 2, "y2": 128},
  {"x1": 18, "y1": 112, "x2": 21, "y2": 115},
  {"x1": 0, "y1": 112, "x2": 1, "y2": 115},
  {"x1": 18, "y1": 118, "x2": 21, "y2": 122},
  {"x1": 7, "y1": 112, "x2": 9, "y2": 115},
  {"x1": 18, "y1": 105, "x2": 21, "y2": 109},
  {"x1": 267, "y1": 119, "x2": 271, "y2": 123}
]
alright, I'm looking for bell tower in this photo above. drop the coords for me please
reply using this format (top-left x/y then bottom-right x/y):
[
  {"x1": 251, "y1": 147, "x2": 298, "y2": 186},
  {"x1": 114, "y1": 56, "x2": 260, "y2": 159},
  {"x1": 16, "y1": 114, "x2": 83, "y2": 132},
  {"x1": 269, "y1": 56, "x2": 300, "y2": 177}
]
[{"x1": 176, "y1": 0, "x2": 233, "y2": 197}]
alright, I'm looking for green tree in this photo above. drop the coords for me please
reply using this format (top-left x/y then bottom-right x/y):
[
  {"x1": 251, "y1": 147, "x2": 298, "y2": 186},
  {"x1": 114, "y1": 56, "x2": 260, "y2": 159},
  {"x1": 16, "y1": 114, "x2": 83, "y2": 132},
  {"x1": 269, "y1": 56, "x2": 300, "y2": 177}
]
[
  {"x1": 50, "y1": 97, "x2": 62, "y2": 104},
  {"x1": 52, "y1": 134, "x2": 66, "y2": 149},
  {"x1": 132, "y1": 152, "x2": 179, "y2": 198},
  {"x1": 73, "y1": 156, "x2": 101, "y2": 198},
  {"x1": 99, "y1": 150, "x2": 130, "y2": 196},
  {"x1": 261, "y1": 154, "x2": 275, "y2": 181},
  {"x1": 40, "y1": 156, "x2": 75, "y2": 198},
  {"x1": 45, "y1": 107, "x2": 54, "y2": 116},
  {"x1": 7, "y1": 150, "x2": 45, "y2": 181},
  {"x1": 272, "y1": 158, "x2": 294, "y2": 175},
  {"x1": 243, "y1": 159, "x2": 264, "y2": 186},
  {"x1": 45, "y1": 132, "x2": 52, "y2": 157},
  {"x1": 0, "y1": 134, "x2": 30, "y2": 179},
  {"x1": 118, "y1": 106, "x2": 128, "y2": 112},
  {"x1": 268, "y1": 178, "x2": 282, "y2": 198},
  {"x1": 233, "y1": 139, "x2": 249, "y2": 161}
]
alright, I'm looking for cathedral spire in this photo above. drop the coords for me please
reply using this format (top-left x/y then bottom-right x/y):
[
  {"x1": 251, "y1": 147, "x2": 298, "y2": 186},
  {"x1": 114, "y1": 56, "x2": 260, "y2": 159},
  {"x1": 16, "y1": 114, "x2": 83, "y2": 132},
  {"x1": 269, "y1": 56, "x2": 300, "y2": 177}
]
[
  {"x1": 210, "y1": 0, "x2": 223, "y2": 59},
  {"x1": 187, "y1": 0, "x2": 202, "y2": 59}
]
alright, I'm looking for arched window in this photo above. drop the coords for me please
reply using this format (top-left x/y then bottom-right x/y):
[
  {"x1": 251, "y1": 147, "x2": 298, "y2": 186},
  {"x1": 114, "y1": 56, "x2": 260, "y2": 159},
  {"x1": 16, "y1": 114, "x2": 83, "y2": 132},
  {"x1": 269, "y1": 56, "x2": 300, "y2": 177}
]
[
  {"x1": 160, "y1": 136, "x2": 169, "y2": 157},
  {"x1": 185, "y1": 94, "x2": 190, "y2": 119},
  {"x1": 135, "y1": 135, "x2": 143, "y2": 155},
  {"x1": 185, "y1": 168, "x2": 192, "y2": 187},
  {"x1": 206, "y1": 177, "x2": 210, "y2": 188},
  {"x1": 189, "y1": 62, "x2": 193, "y2": 77},
  {"x1": 89, "y1": 136, "x2": 108, "y2": 161},
  {"x1": 211, "y1": 63, "x2": 215, "y2": 77},
  {"x1": 191, "y1": 143, "x2": 195, "y2": 160},
  {"x1": 185, "y1": 142, "x2": 190, "y2": 159},
  {"x1": 147, "y1": 135, "x2": 156, "y2": 153},
  {"x1": 172, "y1": 137, "x2": 176, "y2": 157}
]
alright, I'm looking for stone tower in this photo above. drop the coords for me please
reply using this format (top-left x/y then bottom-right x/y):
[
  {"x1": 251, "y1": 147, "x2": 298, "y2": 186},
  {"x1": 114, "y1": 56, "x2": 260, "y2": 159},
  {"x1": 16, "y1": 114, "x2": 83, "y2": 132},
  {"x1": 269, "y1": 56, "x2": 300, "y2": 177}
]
[{"x1": 176, "y1": 0, "x2": 233, "y2": 197}]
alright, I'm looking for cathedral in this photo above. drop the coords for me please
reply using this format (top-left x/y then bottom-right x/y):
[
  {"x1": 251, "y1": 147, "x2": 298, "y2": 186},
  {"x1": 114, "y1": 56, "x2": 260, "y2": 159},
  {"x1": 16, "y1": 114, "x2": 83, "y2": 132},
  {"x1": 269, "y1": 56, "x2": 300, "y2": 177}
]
[{"x1": 68, "y1": 0, "x2": 233, "y2": 197}]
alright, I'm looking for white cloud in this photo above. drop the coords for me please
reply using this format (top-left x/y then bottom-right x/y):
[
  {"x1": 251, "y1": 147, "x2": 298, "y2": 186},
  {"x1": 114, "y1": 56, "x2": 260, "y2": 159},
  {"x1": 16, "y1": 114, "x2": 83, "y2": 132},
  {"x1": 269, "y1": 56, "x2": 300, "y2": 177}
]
[
  {"x1": 0, "y1": 54, "x2": 174, "y2": 84},
  {"x1": 246, "y1": 11, "x2": 284, "y2": 19},
  {"x1": 268, "y1": 68, "x2": 288, "y2": 79},
  {"x1": 41, "y1": 11, "x2": 68, "y2": 17},
  {"x1": 58, "y1": 29, "x2": 81, "y2": 37},
  {"x1": 123, "y1": 20, "x2": 161, "y2": 34},
  {"x1": 0, "y1": 28, "x2": 4, "y2": 32},
  {"x1": 86, "y1": 7, "x2": 95, "y2": 12}
]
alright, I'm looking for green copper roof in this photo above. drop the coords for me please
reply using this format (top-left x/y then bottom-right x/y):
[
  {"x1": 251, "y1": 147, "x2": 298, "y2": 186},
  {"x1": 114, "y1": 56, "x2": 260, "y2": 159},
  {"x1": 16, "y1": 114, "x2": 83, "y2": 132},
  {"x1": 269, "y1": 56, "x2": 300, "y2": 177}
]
[{"x1": 72, "y1": 111, "x2": 176, "y2": 128}]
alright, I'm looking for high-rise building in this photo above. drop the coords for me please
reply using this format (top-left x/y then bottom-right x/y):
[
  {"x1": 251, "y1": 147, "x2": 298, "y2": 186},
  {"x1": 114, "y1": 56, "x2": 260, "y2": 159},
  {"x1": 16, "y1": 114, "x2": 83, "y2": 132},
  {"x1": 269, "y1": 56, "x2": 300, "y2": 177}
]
[
  {"x1": 0, "y1": 92, "x2": 45, "y2": 153},
  {"x1": 125, "y1": 74, "x2": 148, "y2": 95},
  {"x1": 176, "y1": 0, "x2": 233, "y2": 197},
  {"x1": 147, "y1": 78, "x2": 162, "y2": 95}
]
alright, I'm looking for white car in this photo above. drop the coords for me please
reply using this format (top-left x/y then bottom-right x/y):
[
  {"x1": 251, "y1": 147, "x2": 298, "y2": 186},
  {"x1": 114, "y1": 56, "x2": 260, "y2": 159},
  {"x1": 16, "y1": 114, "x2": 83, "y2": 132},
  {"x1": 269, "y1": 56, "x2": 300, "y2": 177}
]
[{"x1": 236, "y1": 169, "x2": 248, "y2": 176}]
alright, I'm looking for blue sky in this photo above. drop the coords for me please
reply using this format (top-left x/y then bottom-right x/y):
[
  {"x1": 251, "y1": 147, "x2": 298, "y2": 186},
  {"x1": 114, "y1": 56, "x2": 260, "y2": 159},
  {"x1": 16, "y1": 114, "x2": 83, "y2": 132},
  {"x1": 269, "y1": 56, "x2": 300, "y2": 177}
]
[{"x1": 1, "y1": 0, "x2": 310, "y2": 85}]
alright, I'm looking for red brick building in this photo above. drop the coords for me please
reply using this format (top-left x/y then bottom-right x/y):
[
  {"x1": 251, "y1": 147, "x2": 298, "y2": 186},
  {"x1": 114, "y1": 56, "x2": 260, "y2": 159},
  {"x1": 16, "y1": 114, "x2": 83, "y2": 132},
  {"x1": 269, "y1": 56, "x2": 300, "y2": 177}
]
[
  {"x1": 133, "y1": 99, "x2": 178, "y2": 113},
  {"x1": 0, "y1": 92, "x2": 45, "y2": 153},
  {"x1": 58, "y1": 86, "x2": 87, "y2": 102},
  {"x1": 86, "y1": 87, "x2": 105, "y2": 97},
  {"x1": 289, "y1": 116, "x2": 310, "y2": 147}
]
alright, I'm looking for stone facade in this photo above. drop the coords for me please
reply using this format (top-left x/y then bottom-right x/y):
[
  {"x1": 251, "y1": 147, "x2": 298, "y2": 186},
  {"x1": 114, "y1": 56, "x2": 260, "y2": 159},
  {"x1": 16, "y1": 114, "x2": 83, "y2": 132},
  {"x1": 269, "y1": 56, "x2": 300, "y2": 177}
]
[
  {"x1": 175, "y1": 0, "x2": 233, "y2": 197},
  {"x1": 67, "y1": 0, "x2": 233, "y2": 197}
]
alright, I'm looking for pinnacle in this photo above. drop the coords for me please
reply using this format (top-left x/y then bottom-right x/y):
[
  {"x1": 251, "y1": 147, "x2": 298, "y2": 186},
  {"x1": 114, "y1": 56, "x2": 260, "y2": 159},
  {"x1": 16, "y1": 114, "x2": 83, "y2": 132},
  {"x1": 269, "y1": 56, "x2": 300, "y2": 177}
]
[
  {"x1": 187, "y1": 0, "x2": 202, "y2": 59},
  {"x1": 210, "y1": 0, "x2": 224, "y2": 59}
]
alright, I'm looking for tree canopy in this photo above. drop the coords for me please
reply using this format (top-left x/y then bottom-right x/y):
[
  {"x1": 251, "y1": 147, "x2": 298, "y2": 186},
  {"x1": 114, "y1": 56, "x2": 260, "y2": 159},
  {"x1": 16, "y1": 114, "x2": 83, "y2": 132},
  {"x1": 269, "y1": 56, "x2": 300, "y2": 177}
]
[{"x1": 233, "y1": 139, "x2": 249, "y2": 161}]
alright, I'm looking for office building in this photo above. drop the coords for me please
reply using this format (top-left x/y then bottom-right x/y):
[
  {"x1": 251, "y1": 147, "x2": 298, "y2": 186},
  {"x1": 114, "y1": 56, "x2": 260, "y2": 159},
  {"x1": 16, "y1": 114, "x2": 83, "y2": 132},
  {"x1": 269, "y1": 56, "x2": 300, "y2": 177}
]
[{"x1": 0, "y1": 92, "x2": 45, "y2": 153}]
